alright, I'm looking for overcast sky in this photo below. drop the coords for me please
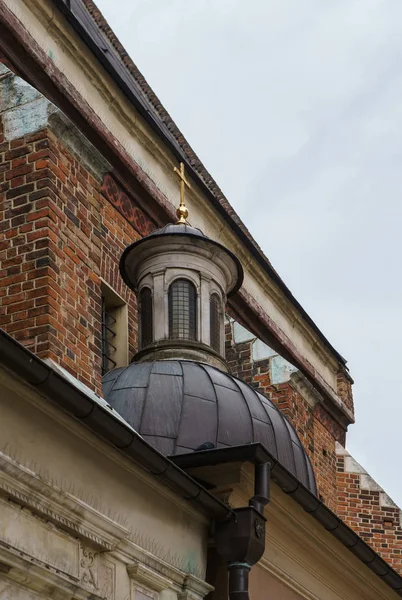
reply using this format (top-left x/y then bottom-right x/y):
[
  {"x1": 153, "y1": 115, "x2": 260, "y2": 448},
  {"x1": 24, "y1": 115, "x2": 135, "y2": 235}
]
[{"x1": 95, "y1": 0, "x2": 402, "y2": 505}]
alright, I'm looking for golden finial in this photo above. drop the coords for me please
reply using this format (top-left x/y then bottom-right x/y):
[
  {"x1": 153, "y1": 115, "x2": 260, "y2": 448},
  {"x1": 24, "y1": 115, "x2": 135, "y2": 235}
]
[{"x1": 173, "y1": 162, "x2": 191, "y2": 224}]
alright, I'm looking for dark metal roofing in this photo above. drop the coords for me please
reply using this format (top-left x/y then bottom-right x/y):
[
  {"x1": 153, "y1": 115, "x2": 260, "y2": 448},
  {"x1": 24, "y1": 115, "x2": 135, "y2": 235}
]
[
  {"x1": 147, "y1": 223, "x2": 206, "y2": 238},
  {"x1": 103, "y1": 360, "x2": 317, "y2": 494}
]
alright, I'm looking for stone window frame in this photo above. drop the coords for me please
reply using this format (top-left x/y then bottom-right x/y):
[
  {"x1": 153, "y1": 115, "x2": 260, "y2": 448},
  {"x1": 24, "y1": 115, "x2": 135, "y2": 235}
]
[
  {"x1": 210, "y1": 292, "x2": 222, "y2": 353},
  {"x1": 139, "y1": 286, "x2": 154, "y2": 349},
  {"x1": 100, "y1": 280, "x2": 129, "y2": 373}
]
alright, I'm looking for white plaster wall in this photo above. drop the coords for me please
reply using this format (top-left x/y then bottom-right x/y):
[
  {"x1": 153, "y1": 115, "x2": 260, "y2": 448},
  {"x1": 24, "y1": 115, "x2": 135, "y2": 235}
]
[{"x1": 0, "y1": 371, "x2": 209, "y2": 594}]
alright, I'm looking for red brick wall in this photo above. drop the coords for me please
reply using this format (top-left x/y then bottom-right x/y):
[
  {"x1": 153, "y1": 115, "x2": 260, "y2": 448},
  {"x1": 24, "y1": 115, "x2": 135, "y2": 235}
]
[
  {"x1": 336, "y1": 370, "x2": 354, "y2": 413},
  {"x1": 0, "y1": 118, "x2": 155, "y2": 394},
  {"x1": 312, "y1": 416, "x2": 337, "y2": 510},
  {"x1": 337, "y1": 453, "x2": 402, "y2": 573},
  {"x1": 225, "y1": 320, "x2": 340, "y2": 511}
]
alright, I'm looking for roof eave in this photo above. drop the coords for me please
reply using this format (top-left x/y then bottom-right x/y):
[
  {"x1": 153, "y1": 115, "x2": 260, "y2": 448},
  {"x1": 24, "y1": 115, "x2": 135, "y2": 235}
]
[{"x1": 0, "y1": 329, "x2": 232, "y2": 522}]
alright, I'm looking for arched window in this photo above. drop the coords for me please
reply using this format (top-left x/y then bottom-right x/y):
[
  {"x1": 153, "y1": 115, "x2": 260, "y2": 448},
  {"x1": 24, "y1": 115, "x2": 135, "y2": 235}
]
[
  {"x1": 210, "y1": 293, "x2": 221, "y2": 353},
  {"x1": 168, "y1": 279, "x2": 196, "y2": 340},
  {"x1": 139, "y1": 287, "x2": 153, "y2": 348}
]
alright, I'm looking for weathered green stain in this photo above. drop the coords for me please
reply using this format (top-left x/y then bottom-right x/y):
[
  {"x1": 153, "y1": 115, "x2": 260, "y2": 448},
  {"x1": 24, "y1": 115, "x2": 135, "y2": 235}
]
[{"x1": 0, "y1": 68, "x2": 57, "y2": 140}]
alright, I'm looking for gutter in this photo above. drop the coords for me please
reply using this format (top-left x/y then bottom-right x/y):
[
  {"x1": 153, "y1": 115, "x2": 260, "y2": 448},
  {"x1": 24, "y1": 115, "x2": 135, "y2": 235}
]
[
  {"x1": 171, "y1": 444, "x2": 402, "y2": 597},
  {"x1": 50, "y1": 0, "x2": 347, "y2": 369},
  {"x1": 0, "y1": 329, "x2": 232, "y2": 522}
]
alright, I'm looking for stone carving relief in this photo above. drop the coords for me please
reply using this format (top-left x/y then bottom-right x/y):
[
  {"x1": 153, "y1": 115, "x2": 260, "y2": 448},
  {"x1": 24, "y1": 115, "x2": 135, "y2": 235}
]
[
  {"x1": 99, "y1": 559, "x2": 115, "y2": 600},
  {"x1": 79, "y1": 544, "x2": 99, "y2": 593}
]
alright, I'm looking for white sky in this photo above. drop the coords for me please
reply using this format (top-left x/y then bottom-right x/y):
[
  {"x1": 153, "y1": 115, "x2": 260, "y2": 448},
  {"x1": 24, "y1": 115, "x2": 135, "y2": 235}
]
[{"x1": 95, "y1": 0, "x2": 402, "y2": 505}]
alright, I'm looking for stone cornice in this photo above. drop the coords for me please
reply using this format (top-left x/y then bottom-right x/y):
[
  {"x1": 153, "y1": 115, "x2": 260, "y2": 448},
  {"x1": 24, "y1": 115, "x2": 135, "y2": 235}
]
[
  {"x1": 127, "y1": 562, "x2": 172, "y2": 592},
  {"x1": 0, "y1": 450, "x2": 128, "y2": 551},
  {"x1": 221, "y1": 466, "x2": 396, "y2": 600},
  {"x1": 0, "y1": 546, "x2": 104, "y2": 600},
  {"x1": 290, "y1": 371, "x2": 354, "y2": 427},
  {"x1": 127, "y1": 560, "x2": 213, "y2": 599}
]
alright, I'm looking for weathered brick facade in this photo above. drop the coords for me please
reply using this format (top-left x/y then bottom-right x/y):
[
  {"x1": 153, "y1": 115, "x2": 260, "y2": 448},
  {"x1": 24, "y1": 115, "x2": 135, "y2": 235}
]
[
  {"x1": 225, "y1": 318, "x2": 350, "y2": 512},
  {"x1": 337, "y1": 446, "x2": 402, "y2": 573},
  {"x1": 0, "y1": 72, "x2": 156, "y2": 393},
  {"x1": 225, "y1": 317, "x2": 402, "y2": 574}
]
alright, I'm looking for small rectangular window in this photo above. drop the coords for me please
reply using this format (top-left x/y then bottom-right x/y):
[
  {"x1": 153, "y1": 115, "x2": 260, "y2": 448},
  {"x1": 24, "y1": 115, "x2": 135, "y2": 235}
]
[
  {"x1": 168, "y1": 278, "x2": 196, "y2": 341},
  {"x1": 101, "y1": 282, "x2": 128, "y2": 375}
]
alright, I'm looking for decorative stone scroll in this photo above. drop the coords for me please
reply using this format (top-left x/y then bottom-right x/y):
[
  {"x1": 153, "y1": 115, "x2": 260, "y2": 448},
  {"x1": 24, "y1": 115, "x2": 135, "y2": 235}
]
[{"x1": 80, "y1": 543, "x2": 99, "y2": 592}]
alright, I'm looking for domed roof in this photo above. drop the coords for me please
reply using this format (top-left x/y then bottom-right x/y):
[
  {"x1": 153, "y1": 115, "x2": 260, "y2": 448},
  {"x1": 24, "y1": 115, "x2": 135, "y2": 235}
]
[
  {"x1": 119, "y1": 222, "x2": 244, "y2": 297},
  {"x1": 103, "y1": 360, "x2": 317, "y2": 493},
  {"x1": 147, "y1": 223, "x2": 207, "y2": 238}
]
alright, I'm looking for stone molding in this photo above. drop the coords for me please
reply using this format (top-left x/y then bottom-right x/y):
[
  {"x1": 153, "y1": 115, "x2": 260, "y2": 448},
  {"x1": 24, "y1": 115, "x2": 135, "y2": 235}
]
[
  {"x1": 0, "y1": 545, "x2": 105, "y2": 600},
  {"x1": 127, "y1": 560, "x2": 213, "y2": 600},
  {"x1": 228, "y1": 318, "x2": 353, "y2": 427},
  {"x1": 0, "y1": 450, "x2": 129, "y2": 551},
  {"x1": 224, "y1": 465, "x2": 394, "y2": 600},
  {"x1": 127, "y1": 562, "x2": 172, "y2": 592},
  {"x1": 0, "y1": 448, "x2": 210, "y2": 600},
  {"x1": 289, "y1": 371, "x2": 323, "y2": 408},
  {"x1": 290, "y1": 371, "x2": 352, "y2": 433}
]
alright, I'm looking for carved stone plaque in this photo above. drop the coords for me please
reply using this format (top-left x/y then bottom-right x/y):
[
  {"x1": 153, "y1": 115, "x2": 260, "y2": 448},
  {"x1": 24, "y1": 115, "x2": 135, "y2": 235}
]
[
  {"x1": 79, "y1": 543, "x2": 99, "y2": 593},
  {"x1": 99, "y1": 558, "x2": 115, "y2": 600}
]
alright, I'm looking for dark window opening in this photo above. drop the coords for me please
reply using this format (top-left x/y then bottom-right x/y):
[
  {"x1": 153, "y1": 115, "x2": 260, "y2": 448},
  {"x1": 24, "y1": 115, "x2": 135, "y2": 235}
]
[
  {"x1": 210, "y1": 293, "x2": 221, "y2": 353},
  {"x1": 140, "y1": 287, "x2": 153, "y2": 348},
  {"x1": 168, "y1": 279, "x2": 196, "y2": 341},
  {"x1": 101, "y1": 296, "x2": 117, "y2": 375}
]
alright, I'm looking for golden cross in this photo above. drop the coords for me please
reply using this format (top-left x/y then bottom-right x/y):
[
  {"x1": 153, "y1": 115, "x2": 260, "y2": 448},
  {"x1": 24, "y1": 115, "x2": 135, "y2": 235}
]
[{"x1": 173, "y1": 162, "x2": 191, "y2": 224}]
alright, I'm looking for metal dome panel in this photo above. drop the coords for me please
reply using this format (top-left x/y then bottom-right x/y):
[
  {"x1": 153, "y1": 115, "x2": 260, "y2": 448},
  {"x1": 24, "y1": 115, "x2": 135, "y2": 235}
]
[{"x1": 103, "y1": 360, "x2": 317, "y2": 494}]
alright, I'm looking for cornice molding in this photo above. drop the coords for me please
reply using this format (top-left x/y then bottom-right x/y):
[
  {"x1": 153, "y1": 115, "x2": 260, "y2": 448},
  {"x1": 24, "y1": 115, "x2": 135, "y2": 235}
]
[
  {"x1": 0, "y1": 541, "x2": 105, "y2": 600},
  {"x1": 266, "y1": 491, "x2": 394, "y2": 600},
  {"x1": 0, "y1": 368, "x2": 209, "y2": 525},
  {"x1": 127, "y1": 561, "x2": 213, "y2": 599},
  {"x1": 127, "y1": 562, "x2": 171, "y2": 592},
  {"x1": 290, "y1": 371, "x2": 354, "y2": 427},
  {"x1": 0, "y1": 450, "x2": 128, "y2": 550}
]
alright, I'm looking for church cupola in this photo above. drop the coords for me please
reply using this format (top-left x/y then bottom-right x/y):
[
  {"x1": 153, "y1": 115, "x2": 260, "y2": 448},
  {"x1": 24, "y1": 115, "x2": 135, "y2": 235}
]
[
  {"x1": 119, "y1": 163, "x2": 243, "y2": 371},
  {"x1": 104, "y1": 164, "x2": 316, "y2": 495}
]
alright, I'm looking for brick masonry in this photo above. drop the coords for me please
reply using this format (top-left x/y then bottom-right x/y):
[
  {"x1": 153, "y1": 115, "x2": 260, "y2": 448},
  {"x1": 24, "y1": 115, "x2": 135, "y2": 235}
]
[
  {"x1": 225, "y1": 318, "x2": 351, "y2": 512},
  {"x1": 337, "y1": 444, "x2": 402, "y2": 573},
  {"x1": 226, "y1": 317, "x2": 402, "y2": 573},
  {"x1": 0, "y1": 67, "x2": 156, "y2": 394}
]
